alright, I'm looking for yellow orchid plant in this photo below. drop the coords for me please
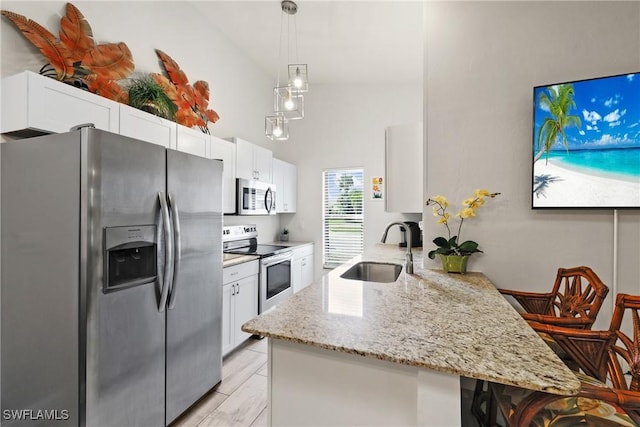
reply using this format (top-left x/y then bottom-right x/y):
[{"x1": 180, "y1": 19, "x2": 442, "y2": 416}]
[{"x1": 425, "y1": 189, "x2": 500, "y2": 259}]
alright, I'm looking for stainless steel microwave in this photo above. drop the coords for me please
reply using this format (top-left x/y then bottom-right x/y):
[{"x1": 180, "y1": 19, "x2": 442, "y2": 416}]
[{"x1": 236, "y1": 178, "x2": 276, "y2": 215}]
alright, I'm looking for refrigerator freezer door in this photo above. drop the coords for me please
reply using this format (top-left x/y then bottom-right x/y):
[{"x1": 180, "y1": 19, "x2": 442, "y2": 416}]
[
  {"x1": 165, "y1": 150, "x2": 223, "y2": 424},
  {"x1": 1, "y1": 133, "x2": 82, "y2": 426},
  {"x1": 83, "y1": 129, "x2": 167, "y2": 427}
]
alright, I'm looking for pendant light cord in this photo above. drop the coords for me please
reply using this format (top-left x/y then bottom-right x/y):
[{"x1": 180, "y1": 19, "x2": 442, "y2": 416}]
[{"x1": 276, "y1": 9, "x2": 285, "y2": 87}]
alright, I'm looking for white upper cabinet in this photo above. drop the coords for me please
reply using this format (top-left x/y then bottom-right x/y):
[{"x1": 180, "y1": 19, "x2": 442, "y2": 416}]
[
  {"x1": 210, "y1": 136, "x2": 237, "y2": 214},
  {"x1": 119, "y1": 104, "x2": 177, "y2": 149},
  {"x1": 273, "y1": 158, "x2": 297, "y2": 213},
  {"x1": 229, "y1": 137, "x2": 273, "y2": 183},
  {"x1": 176, "y1": 125, "x2": 209, "y2": 158},
  {"x1": 385, "y1": 122, "x2": 423, "y2": 213},
  {"x1": 1, "y1": 71, "x2": 119, "y2": 136}
]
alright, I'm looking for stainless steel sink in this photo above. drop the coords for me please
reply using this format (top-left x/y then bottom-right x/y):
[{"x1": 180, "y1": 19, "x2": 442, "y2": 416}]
[{"x1": 340, "y1": 262, "x2": 402, "y2": 283}]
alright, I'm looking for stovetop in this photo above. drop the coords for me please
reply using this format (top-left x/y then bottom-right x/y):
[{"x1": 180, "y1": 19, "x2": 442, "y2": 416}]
[
  {"x1": 222, "y1": 224, "x2": 290, "y2": 258},
  {"x1": 224, "y1": 244, "x2": 290, "y2": 257}
]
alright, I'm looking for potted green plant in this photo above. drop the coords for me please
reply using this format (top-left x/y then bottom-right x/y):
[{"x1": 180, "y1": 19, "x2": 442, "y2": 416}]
[
  {"x1": 280, "y1": 228, "x2": 289, "y2": 242},
  {"x1": 425, "y1": 189, "x2": 500, "y2": 273}
]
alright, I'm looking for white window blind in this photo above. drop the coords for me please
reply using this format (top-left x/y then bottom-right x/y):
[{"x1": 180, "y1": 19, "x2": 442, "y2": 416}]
[{"x1": 322, "y1": 168, "x2": 364, "y2": 268}]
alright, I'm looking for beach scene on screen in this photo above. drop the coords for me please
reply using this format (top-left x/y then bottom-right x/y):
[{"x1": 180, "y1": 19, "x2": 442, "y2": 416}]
[{"x1": 532, "y1": 73, "x2": 640, "y2": 208}]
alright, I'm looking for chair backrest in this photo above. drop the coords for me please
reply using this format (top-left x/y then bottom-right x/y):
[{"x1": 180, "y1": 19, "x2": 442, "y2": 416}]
[
  {"x1": 548, "y1": 266, "x2": 609, "y2": 329},
  {"x1": 520, "y1": 294, "x2": 640, "y2": 426},
  {"x1": 607, "y1": 293, "x2": 640, "y2": 391}
]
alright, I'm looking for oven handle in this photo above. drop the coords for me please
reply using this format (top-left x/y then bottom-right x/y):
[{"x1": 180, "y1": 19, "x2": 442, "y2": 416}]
[{"x1": 261, "y1": 251, "x2": 293, "y2": 267}]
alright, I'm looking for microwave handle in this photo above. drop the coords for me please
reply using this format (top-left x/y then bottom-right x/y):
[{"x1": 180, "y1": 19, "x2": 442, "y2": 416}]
[{"x1": 265, "y1": 187, "x2": 273, "y2": 213}]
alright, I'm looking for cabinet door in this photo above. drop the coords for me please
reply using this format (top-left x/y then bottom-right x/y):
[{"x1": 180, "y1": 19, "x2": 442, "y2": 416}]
[
  {"x1": 176, "y1": 126, "x2": 209, "y2": 158},
  {"x1": 222, "y1": 283, "x2": 234, "y2": 356},
  {"x1": 385, "y1": 122, "x2": 423, "y2": 213},
  {"x1": 301, "y1": 255, "x2": 314, "y2": 290},
  {"x1": 2, "y1": 71, "x2": 119, "y2": 135},
  {"x1": 272, "y1": 158, "x2": 286, "y2": 212},
  {"x1": 291, "y1": 257, "x2": 303, "y2": 293},
  {"x1": 284, "y1": 161, "x2": 297, "y2": 213},
  {"x1": 211, "y1": 136, "x2": 237, "y2": 214},
  {"x1": 233, "y1": 138, "x2": 255, "y2": 180},
  {"x1": 253, "y1": 144, "x2": 273, "y2": 183},
  {"x1": 119, "y1": 104, "x2": 177, "y2": 148},
  {"x1": 234, "y1": 274, "x2": 259, "y2": 346}
]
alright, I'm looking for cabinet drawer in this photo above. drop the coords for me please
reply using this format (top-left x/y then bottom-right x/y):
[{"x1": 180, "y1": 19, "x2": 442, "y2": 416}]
[
  {"x1": 292, "y1": 244, "x2": 313, "y2": 259},
  {"x1": 223, "y1": 259, "x2": 259, "y2": 284}
]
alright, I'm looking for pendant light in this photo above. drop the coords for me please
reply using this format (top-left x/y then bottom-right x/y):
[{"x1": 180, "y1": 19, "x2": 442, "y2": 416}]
[
  {"x1": 265, "y1": 113, "x2": 289, "y2": 141},
  {"x1": 265, "y1": 0, "x2": 308, "y2": 140}
]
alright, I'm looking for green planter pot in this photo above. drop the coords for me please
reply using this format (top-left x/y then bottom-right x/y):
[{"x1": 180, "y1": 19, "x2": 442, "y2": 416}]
[{"x1": 438, "y1": 254, "x2": 469, "y2": 274}]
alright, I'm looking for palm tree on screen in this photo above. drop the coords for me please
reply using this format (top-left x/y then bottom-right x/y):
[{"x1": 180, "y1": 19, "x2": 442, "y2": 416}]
[{"x1": 534, "y1": 83, "x2": 581, "y2": 164}]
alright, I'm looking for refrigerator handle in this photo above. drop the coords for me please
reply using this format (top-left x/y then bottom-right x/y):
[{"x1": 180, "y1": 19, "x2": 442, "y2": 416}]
[
  {"x1": 168, "y1": 192, "x2": 182, "y2": 310},
  {"x1": 158, "y1": 192, "x2": 173, "y2": 312}
]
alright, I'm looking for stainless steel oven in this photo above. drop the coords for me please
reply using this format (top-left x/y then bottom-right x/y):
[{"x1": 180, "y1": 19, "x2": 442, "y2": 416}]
[
  {"x1": 260, "y1": 250, "x2": 293, "y2": 313},
  {"x1": 223, "y1": 225, "x2": 293, "y2": 313}
]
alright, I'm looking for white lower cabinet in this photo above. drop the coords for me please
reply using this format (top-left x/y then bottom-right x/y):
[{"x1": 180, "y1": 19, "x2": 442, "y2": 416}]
[
  {"x1": 222, "y1": 260, "x2": 259, "y2": 356},
  {"x1": 292, "y1": 244, "x2": 314, "y2": 293}
]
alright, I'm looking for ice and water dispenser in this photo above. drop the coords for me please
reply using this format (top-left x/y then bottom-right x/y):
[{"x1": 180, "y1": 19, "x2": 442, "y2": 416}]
[{"x1": 104, "y1": 225, "x2": 157, "y2": 292}]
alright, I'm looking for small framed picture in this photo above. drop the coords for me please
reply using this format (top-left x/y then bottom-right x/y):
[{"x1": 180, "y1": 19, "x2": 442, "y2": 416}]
[{"x1": 371, "y1": 176, "x2": 384, "y2": 200}]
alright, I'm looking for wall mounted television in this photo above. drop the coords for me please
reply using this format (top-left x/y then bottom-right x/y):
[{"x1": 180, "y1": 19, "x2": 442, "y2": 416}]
[{"x1": 532, "y1": 72, "x2": 640, "y2": 209}]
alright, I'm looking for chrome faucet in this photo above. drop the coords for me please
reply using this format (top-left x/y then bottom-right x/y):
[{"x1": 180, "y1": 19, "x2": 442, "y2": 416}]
[{"x1": 380, "y1": 222, "x2": 414, "y2": 274}]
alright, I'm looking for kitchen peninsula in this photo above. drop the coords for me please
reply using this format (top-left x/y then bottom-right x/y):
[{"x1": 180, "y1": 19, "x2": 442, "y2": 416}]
[{"x1": 242, "y1": 245, "x2": 580, "y2": 426}]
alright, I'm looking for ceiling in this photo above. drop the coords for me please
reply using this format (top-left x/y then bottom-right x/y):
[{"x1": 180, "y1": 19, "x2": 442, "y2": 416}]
[{"x1": 191, "y1": 1, "x2": 424, "y2": 85}]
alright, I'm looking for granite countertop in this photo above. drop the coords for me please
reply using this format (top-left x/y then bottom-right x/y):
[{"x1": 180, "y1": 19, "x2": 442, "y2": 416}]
[
  {"x1": 242, "y1": 244, "x2": 580, "y2": 395},
  {"x1": 223, "y1": 253, "x2": 259, "y2": 268}
]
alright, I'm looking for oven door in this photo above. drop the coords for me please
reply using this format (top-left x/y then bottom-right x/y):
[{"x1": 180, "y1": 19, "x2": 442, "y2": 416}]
[{"x1": 260, "y1": 251, "x2": 293, "y2": 313}]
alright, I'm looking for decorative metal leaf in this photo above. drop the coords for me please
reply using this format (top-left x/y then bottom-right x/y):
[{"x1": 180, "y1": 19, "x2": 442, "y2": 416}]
[
  {"x1": 59, "y1": 2, "x2": 94, "y2": 62},
  {"x1": 81, "y1": 42, "x2": 134, "y2": 81},
  {"x1": 155, "y1": 49, "x2": 188, "y2": 86},
  {"x1": 206, "y1": 109, "x2": 220, "y2": 124},
  {"x1": 193, "y1": 80, "x2": 210, "y2": 109},
  {"x1": 1, "y1": 10, "x2": 74, "y2": 80},
  {"x1": 154, "y1": 49, "x2": 219, "y2": 131},
  {"x1": 85, "y1": 75, "x2": 129, "y2": 104},
  {"x1": 175, "y1": 109, "x2": 200, "y2": 128},
  {"x1": 151, "y1": 73, "x2": 188, "y2": 109}
]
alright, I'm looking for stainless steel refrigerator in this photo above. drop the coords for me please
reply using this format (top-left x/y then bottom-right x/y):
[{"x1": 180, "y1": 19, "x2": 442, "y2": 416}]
[{"x1": 1, "y1": 127, "x2": 223, "y2": 426}]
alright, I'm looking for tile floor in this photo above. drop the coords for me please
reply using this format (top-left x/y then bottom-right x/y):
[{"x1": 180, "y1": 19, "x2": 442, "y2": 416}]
[
  {"x1": 171, "y1": 336, "x2": 481, "y2": 427},
  {"x1": 171, "y1": 337, "x2": 268, "y2": 427}
]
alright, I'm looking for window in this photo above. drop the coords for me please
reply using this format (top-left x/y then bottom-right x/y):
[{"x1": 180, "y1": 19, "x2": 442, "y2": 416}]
[{"x1": 322, "y1": 168, "x2": 364, "y2": 268}]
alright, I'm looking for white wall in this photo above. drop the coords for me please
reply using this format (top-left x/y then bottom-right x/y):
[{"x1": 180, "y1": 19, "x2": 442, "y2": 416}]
[
  {"x1": 273, "y1": 83, "x2": 422, "y2": 272},
  {"x1": 0, "y1": 1, "x2": 281, "y2": 240},
  {"x1": 424, "y1": 1, "x2": 640, "y2": 329}
]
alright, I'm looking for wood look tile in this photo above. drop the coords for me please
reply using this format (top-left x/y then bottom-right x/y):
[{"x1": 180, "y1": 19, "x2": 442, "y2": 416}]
[
  {"x1": 249, "y1": 408, "x2": 268, "y2": 427},
  {"x1": 189, "y1": 392, "x2": 228, "y2": 417},
  {"x1": 256, "y1": 362, "x2": 268, "y2": 377},
  {"x1": 171, "y1": 409, "x2": 208, "y2": 427},
  {"x1": 244, "y1": 337, "x2": 268, "y2": 353},
  {"x1": 218, "y1": 348, "x2": 267, "y2": 395},
  {"x1": 198, "y1": 374, "x2": 267, "y2": 427}
]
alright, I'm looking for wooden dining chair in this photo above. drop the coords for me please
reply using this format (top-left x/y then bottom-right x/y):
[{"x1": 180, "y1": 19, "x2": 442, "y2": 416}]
[
  {"x1": 471, "y1": 266, "x2": 610, "y2": 425},
  {"x1": 498, "y1": 266, "x2": 610, "y2": 330},
  {"x1": 491, "y1": 293, "x2": 640, "y2": 426}
]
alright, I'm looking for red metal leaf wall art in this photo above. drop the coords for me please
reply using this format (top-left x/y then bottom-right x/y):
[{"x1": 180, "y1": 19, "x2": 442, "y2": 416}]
[
  {"x1": 1, "y1": 2, "x2": 220, "y2": 132},
  {"x1": 152, "y1": 49, "x2": 220, "y2": 133},
  {"x1": 1, "y1": 2, "x2": 132, "y2": 103}
]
